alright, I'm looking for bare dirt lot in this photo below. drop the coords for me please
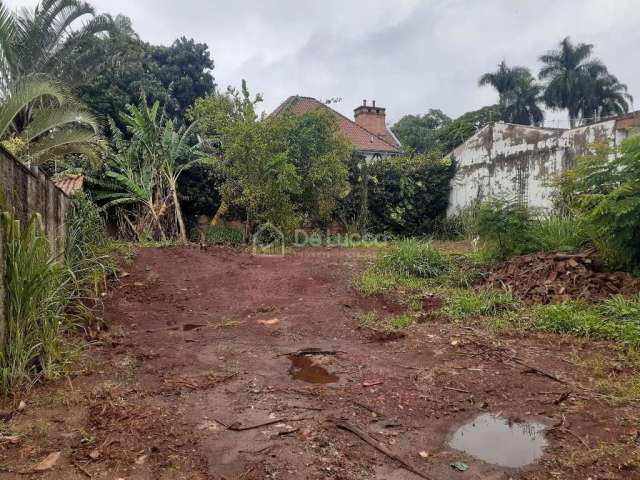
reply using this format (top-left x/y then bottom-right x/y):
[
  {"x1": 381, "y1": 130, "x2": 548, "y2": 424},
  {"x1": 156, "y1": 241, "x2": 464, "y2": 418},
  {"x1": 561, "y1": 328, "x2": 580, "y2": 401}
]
[{"x1": 1, "y1": 246, "x2": 639, "y2": 479}]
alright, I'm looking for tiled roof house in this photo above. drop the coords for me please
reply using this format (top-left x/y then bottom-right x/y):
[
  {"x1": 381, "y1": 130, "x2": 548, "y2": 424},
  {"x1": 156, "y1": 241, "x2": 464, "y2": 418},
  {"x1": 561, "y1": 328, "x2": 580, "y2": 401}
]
[{"x1": 271, "y1": 96, "x2": 402, "y2": 158}]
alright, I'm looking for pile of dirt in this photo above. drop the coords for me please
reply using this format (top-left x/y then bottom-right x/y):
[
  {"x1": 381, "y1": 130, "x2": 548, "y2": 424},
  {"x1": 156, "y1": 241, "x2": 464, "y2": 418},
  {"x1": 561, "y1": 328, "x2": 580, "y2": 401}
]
[{"x1": 484, "y1": 251, "x2": 640, "y2": 304}]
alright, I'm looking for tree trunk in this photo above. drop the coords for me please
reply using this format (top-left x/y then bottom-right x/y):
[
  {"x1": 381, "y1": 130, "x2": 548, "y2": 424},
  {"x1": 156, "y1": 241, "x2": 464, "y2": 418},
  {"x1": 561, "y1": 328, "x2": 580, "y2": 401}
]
[
  {"x1": 211, "y1": 200, "x2": 228, "y2": 226},
  {"x1": 171, "y1": 184, "x2": 187, "y2": 242}
]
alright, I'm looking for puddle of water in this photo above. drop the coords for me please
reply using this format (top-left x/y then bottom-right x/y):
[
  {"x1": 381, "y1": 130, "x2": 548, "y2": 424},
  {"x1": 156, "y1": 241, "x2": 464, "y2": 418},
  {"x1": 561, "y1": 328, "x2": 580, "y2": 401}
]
[
  {"x1": 448, "y1": 414, "x2": 547, "y2": 468},
  {"x1": 288, "y1": 355, "x2": 338, "y2": 384},
  {"x1": 183, "y1": 324, "x2": 205, "y2": 332}
]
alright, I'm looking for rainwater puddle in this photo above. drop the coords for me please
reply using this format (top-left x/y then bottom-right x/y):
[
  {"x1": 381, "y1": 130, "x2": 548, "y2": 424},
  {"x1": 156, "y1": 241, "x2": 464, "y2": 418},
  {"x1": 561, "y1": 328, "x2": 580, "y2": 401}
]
[
  {"x1": 183, "y1": 324, "x2": 205, "y2": 332},
  {"x1": 288, "y1": 355, "x2": 338, "y2": 384},
  {"x1": 449, "y1": 414, "x2": 547, "y2": 468}
]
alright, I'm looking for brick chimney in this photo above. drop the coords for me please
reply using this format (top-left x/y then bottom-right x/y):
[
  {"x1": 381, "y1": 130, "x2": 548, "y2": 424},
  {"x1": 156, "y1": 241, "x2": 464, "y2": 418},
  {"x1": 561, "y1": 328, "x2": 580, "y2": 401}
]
[{"x1": 354, "y1": 99, "x2": 395, "y2": 145}]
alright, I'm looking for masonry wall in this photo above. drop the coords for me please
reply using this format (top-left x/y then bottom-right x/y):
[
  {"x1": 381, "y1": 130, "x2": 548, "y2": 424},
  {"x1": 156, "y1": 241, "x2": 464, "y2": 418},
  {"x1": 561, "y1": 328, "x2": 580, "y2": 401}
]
[
  {"x1": 447, "y1": 120, "x2": 629, "y2": 215},
  {"x1": 0, "y1": 148, "x2": 70, "y2": 337}
]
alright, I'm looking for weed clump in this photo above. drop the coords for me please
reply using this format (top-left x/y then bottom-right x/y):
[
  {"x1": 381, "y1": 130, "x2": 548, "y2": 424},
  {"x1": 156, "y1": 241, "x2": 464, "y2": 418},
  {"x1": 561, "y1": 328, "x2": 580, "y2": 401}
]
[
  {"x1": 378, "y1": 240, "x2": 450, "y2": 278},
  {"x1": 444, "y1": 289, "x2": 520, "y2": 319}
]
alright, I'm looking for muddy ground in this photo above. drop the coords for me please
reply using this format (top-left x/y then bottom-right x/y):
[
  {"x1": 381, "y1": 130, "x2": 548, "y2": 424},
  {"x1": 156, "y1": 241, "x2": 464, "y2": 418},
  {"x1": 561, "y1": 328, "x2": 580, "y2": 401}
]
[{"x1": 1, "y1": 246, "x2": 639, "y2": 479}]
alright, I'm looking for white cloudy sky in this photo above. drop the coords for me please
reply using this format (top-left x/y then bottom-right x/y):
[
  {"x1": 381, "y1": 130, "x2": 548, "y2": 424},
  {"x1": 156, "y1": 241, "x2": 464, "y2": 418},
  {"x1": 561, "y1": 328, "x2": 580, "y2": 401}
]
[{"x1": 6, "y1": 0, "x2": 640, "y2": 126}]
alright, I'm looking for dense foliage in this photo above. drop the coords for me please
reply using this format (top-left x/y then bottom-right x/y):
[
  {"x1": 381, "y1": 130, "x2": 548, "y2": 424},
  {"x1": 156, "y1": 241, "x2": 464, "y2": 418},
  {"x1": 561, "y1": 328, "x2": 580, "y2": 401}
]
[
  {"x1": 560, "y1": 136, "x2": 640, "y2": 271},
  {"x1": 187, "y1": 82, "x2": 352, "y2": 234},
  {"x1": 336, "y1": 154, "x2": 454, "y2": 236},
  {"x1": 75, "y1": 33, "x2": 216, "y2": 127}
]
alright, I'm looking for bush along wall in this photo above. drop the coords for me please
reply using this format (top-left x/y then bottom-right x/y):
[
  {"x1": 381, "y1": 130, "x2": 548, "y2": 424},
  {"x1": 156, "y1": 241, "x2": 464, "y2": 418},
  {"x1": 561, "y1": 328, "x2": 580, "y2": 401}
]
[{"x1": 365, "y1": 155, "x2": 455, "y2": 236}]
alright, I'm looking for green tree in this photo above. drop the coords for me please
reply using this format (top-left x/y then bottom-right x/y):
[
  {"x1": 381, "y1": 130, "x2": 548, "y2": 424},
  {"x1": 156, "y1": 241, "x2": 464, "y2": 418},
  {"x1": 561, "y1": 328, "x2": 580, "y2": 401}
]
[
  {"x1": 479, "y1": 62, "x2": 543, "y2": 126},
  {"x1": 346, "y1": 154, "x2": 455, "y2": 236},
  {"x1": 280, "y1": 109, "x2": 352, "y2": 224},
  {"x1": 539, "y1": 37, "x2": 630, "y2": 127},
  {"x1": 391, "y1": 109, "x2": 451, "y2": 154},
  {"x1": 6, "y1": 0, "x2": 118, "y2": 82},
  {"x1": 580, "y1": 67, "x2": 633, "y2": 123},
  {"x1": 0, "y1": 2, "x2": 103, "y2": 163},
  {"x1": 560, "y1": 138, "x2": 640, "y2": 271},
  {"x1": 95, "y1": 97, "x2": 208, "y2": 241},
  {"x1": 501, "y1": 73, "x2": 544, "y2": 126},
  {"x1": 188, "y1": 81, "x2": 351, "y2": 233},
  {"x1": 75, "y1": 32, "x2": 215, "y2": 126},
  {"x1": 479, "y1": 60, "x2": 531, "y2": 97}
]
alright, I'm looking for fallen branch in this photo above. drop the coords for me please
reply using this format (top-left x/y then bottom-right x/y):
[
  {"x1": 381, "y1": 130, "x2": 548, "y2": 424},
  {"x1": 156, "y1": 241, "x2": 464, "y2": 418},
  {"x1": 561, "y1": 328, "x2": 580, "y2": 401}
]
[
  {"x1": 443, "y1": 386, "x2": 471, "y2": 394},
  {"x1": 335, "y1": 421, "x2": 433, "y2": 480},
  {"x1": 511, "y1": 357, "x2": 567, "y2": 384},
  {"x1": 277, "y1": 348, "x2": 344, "y2": 358},
  {"x1": 222, "y1": 417, "x2": 310, "y2": 432}
]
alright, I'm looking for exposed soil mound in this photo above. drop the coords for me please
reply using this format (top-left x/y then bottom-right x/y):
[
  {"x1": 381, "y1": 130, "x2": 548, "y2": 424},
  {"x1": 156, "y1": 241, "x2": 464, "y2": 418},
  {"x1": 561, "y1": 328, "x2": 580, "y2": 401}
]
[{"x1": 484, "y1": 251, "x2": 640, "y2": 304}]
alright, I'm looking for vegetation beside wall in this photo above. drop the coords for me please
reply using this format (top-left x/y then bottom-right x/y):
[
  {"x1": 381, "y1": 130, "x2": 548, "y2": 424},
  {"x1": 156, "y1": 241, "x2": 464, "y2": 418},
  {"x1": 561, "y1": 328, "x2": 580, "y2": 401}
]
[{"x1": 0, "y1": 193, "x2": 113, "y2": 397}]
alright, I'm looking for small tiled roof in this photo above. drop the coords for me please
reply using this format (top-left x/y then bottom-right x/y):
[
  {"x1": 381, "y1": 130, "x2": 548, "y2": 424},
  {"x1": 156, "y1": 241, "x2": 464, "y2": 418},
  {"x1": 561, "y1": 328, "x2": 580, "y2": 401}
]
[
  {"x1": 271, "y1": 96, "x2": 402, "y2": 154},
  {"x1": 52, "y1": 174, "x2": 84, "y2": 196}
]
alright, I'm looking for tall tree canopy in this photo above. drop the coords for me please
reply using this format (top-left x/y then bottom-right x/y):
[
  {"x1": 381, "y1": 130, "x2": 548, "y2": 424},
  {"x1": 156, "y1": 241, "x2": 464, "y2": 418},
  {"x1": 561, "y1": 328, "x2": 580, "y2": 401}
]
[
  {"x1": 392, "y1": 105, "x2": 502, "y2": 157},
  {"x1": 187, "y1": 81, "x2": 352, "y2": 232},
  {"x1": 390, "y1": 109, "x2": 451, "y2": 154},
  {"x1": 539, "y1": 37, "x2": 632, "y2": 126},
  {"x1": 479, "y1": 61, "x2": 543, "y2": 126},
  {"x1": 75, "y1": 29, "x2": 216, "y2": 126}
]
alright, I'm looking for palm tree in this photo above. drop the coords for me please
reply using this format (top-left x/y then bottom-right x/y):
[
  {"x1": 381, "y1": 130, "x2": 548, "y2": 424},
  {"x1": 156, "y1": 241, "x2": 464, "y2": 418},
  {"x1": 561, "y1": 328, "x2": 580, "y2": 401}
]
[
  {"x1": 479, "y1": 61, "x2": 543, "y2": 126},
  {"x1": 0, "y1": 76, "x2": 100, "y2": 164},
  {"x1": 0, "y1": 1, "x2": 104, "y2": 163},
  {"x1": 502, "y1": 74, "x2": 544, "y2": 126},
  {"x1": 8, "y1": 0, "x2": 118, "y2": 83},
  {"x1": 539, "y1": 37, "x2": 608, "y2": 127},
  {"x1": 479, "y1": 61, "x2": 531, "y2": 97},
  {"x1": 580, "y1": 67, "x2": 632, "y2": 122}
]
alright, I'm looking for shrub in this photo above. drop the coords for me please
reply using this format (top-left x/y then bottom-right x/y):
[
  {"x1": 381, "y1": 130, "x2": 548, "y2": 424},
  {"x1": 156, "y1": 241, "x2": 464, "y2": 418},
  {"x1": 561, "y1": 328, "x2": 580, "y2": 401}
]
[
  {"x1": 338, "y1": 154, "x2": 455, "y2": 236},
  {"x1": 561, "y1": 137, "x2": 640, "y2": 271},
  {"x1": 474, "y1": 198, "x2": 538, "y2": 260},
  {"x1": 378, "y1": 240, "x2": 450, "y2": 278}
]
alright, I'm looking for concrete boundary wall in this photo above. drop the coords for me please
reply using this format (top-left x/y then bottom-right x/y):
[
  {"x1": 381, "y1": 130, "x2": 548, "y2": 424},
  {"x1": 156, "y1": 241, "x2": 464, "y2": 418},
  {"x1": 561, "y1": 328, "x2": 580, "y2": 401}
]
[{"x1": 0, "y1": 147, "x2": 70, "y2": 340}]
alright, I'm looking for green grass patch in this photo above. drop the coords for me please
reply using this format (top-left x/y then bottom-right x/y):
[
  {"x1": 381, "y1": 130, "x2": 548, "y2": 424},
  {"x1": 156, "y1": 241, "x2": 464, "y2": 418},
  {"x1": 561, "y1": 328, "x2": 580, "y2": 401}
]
[
  {"x1": 191, "y1": 225, "x2": 244, "y2": 246},
  {"x1": 534, "y1": 295, "x2": 640, "y2": 348},
  {"x1": 378, "y1": 240, "x2": 450, "y2": 278},
  {"x1": 357, "y1": 311, "x2": 416, "y2": 332},
  {"x1": 531, "y1": 215, "x2": 589, "y2": 252},
  {"x1": 444, "y1": 288, "x2": 520, "y2": 319}
]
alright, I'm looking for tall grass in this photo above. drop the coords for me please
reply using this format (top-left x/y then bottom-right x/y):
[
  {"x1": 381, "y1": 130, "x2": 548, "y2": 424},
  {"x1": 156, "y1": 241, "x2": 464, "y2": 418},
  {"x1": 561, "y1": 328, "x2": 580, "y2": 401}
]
[
  {"x1": 0, "y1": 212, "x2": 70, "y2": 396},
  {"x1": 378, "y1": 240, "x2": 450, "y2": 278},
  {"x1": 531, "y1": 215, "x2": 588, "y2": 252},
  {"x1": 0, "y1": 194, "x2": 112, "y2": 396}
]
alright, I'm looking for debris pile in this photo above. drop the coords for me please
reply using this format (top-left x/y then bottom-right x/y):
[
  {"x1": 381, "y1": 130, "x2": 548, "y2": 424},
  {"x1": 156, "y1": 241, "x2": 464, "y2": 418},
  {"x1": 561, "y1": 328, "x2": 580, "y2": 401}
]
[{"x1": 484, "y1": 251, "x2": 640, "y2": 304}]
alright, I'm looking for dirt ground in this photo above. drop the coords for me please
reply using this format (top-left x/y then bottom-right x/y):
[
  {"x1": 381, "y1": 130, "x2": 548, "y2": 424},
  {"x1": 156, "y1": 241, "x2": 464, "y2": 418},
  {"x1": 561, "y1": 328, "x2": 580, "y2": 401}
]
[{"x1": 1, "y1": 246, "x2": 639, "y2": 479}]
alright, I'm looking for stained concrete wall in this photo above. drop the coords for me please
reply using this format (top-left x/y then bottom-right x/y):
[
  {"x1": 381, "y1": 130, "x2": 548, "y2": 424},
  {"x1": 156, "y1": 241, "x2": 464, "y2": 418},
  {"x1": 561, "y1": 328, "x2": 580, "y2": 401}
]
[
  {"x1": 0, "y1": 147, "x2": 70, "y2": 338},
  {"x1": 447, "y1": 118, "x2": 636, "y2": 215}
]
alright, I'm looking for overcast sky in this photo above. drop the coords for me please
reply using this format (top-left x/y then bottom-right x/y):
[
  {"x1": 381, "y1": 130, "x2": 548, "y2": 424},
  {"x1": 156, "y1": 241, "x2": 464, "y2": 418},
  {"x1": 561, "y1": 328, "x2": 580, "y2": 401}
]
[{"x1": 6, "y1": 0, "x2": 640, "y2": 127}]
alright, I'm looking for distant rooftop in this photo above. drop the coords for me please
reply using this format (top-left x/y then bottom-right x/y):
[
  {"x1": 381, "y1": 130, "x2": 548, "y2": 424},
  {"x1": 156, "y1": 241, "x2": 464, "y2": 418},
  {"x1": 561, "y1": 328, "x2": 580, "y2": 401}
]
[{"x1": 270, "y1": 96, "x2": 401, "y2": 154}]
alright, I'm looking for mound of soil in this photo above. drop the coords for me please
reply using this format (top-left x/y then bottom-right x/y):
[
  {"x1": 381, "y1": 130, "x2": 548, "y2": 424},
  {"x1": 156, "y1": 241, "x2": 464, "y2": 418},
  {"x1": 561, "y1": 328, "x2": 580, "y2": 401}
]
[{"x1": 484, "y1": 251, "x2": 640, "y2": 304}]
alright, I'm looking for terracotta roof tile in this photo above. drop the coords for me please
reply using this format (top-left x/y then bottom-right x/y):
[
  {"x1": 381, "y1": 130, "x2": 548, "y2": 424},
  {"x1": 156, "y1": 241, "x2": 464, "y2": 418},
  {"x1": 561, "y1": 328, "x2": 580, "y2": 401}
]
[
  {"x1": 271, "y1": 96, "x2": 401, "y2": 154},
  {"x1": 52, "y1": 175, "x2": 84, "y2": 196}
]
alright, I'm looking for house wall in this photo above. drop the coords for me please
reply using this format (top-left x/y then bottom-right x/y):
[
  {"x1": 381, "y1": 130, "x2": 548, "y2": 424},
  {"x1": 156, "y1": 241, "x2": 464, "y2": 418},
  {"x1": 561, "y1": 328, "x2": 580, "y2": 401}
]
[
  {"x1": 0, "y1": 148, "x2": 70, "y2": 338},
  {"x1": 447, "y1": 120, "x2": 628, "y2": 215}
]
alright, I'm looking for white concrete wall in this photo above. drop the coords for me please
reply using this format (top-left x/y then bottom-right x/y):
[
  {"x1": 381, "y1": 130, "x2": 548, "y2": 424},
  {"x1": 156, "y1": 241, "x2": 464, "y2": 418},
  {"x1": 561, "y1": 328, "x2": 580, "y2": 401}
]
[{"x1": 447, "y1": 120, "x2": 620, "y2": 215}]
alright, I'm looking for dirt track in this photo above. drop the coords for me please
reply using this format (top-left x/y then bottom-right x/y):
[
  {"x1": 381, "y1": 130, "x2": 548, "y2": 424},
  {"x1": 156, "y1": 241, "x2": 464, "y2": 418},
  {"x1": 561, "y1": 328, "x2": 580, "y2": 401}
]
[{"x1": 1, "y1": 246, "x2": 638, "y2": 479}]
